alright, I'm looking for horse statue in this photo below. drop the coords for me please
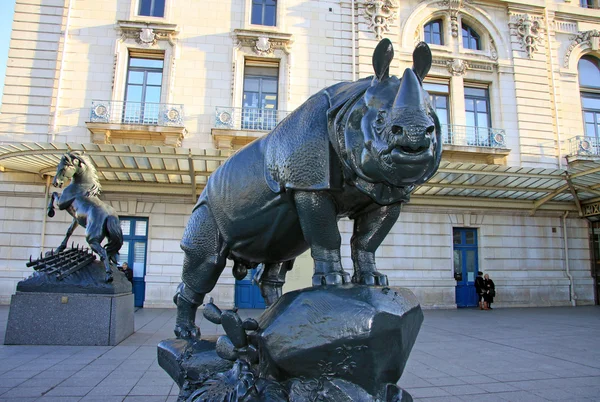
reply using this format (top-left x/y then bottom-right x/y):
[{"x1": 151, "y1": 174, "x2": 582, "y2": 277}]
[{"x1": 47, "y1": 151, "x2": 123, "y2": 282}]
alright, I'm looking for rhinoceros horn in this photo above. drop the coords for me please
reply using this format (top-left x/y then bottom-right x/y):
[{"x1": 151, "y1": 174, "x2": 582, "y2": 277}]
[{"x1": 393, "y1": 67, "x2": 425, "y2": 110}]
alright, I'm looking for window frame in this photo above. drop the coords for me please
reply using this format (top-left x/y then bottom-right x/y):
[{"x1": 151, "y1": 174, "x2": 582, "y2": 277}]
[
  {"x1": 579, "y1": 56, "x2": 600, "y2": 140},
  {"x1": 251, "y1": 0, "x2": 277, "y2": 27},
  {"x1": 461, "y1": 24, "x2": 481, "y2": 51},
  {"x1": 424, "y1": 80, "x2": 450, "y2": 143},
  {"x1": 424, "y1": 19, "x2": 444, "y2": 46},
  {"x1": 464, "y1": 86, "x2": 491, "y2": 146},
  {"x1": 242, "y1": 61, "x2": 280, "y2": 130},
  {"x1": 137, "y1": 0, "x2": 165, "y2": 18},
  {"x1": 123, "y1": 54, "x2": 165, "y2": 125}
]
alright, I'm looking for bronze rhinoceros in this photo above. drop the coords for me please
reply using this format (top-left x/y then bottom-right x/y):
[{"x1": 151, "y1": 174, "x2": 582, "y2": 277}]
[{"x1": 174, "y1": 39, "x2": 442, "y2": 339}]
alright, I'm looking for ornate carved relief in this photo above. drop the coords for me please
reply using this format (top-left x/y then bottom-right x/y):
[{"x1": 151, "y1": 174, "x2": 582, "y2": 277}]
[
  {"x1": 117, "y1": 21, "x2": 178, "y2": 48},
  {"x1": 509, "y1": 14, "x2": 543, "y2": 59},
  {"x1": 446, "y1": 59, "x2": 468, "y2": 75},
  {"x1": 564, "y1": 30, "x2": 600, "y2": 68},
  {"x1": 232, "y1": 29, "x2": 293, "y2": 56},
  {"x1": 438, "y1": 0, "x2": 472, "y2": 37},
  {"x1": 364, "y1": 0, "x2": 399, "y2": 40},
  {"x1": 489, "y1": 39, "x2": 498, "y2": 61}
]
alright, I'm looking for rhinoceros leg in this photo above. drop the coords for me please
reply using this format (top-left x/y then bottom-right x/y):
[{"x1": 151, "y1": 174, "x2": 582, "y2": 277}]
[
  {"x1": 175, "y1": 203, "x2": 229, "y2": 339},
  {"x1": 351, "y1": 203, "x2": 402, "y2": 286},
  {"x1": 258, "y1": 259, "x2": 294, "y2": 306},
  {"x1": 293, "y1": 191, "x2": 351, "y2": 287}
]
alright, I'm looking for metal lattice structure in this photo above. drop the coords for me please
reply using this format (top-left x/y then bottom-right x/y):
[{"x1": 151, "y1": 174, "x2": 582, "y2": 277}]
[{"x1": 27, "y1": 245, "x2": 96, "y2": 281}]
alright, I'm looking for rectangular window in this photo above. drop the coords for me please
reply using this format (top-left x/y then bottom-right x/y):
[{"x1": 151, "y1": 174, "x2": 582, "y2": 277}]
[
  {"x1": 464, "y1": 86, "x2": 491, "y2": 146},
  {"x1": 424, "y1": 20, "x2": 443, "y2": 46},
  {"x1": 251, "y1": 0, "x2": 277, "y2": 26},
  {"x1": 581, "y1": 0, "x2": 599, "y2": 9},
  {"x1": 124, "y1": 53, "x2": 164, "y2": 125},
  {"x1": 242, "y1": 61, "x2": 279, "y2": 130},
  {"x1": 138, "y1": 0, "x2": 165, "y2": 17},
  {"x1": 424, "y1": 81, "x2": 450, "y2": 143}
]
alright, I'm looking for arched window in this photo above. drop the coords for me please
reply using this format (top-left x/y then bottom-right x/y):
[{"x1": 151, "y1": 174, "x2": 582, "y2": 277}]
[
  {"x1": 579, "y1": 56, "x2": 600, "y2": 139},
  {"x1": 424, "y1": 20, "x2": 444, "y2": 46},
  {"x1": 462, "y1": 24, "x2": 481, "y2": 50}
]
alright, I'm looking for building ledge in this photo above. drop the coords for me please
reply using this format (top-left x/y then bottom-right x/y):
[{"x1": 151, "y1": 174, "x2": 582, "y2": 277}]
[
  {"x1": 211, "y1": 128, "x2": 265, "y2": 150},
  {"x1": 86, "y1": 122, "x2": 187, "y2": 147},
  {"x1": 443, "y1": 145, "x2": 511, "y2": 165}
]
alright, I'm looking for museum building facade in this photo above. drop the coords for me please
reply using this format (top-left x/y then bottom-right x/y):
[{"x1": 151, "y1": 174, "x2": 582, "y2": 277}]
[{"x1": 1, "y1": 0, "x2": 600, "y2": 309}]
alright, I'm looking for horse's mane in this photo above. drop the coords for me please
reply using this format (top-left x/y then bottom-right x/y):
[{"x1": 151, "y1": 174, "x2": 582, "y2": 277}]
[{"x1": 64, "y1": 151, "x2": 102, "y2": 196}]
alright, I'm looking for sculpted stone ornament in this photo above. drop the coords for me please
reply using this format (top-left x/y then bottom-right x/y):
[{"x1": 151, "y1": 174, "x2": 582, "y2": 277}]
[
  {"x1": 46, "y1": 152, "x2": 123, "y2": 283},
  {"x1": 160, "y1": 39, "x2": 440, "y2": 401},
  {"x1": 364, "y1": 0, "x2": 400, "y2": 40}
]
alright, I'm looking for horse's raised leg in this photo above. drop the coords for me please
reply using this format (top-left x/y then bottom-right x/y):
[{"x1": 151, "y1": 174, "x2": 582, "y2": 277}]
[
  {"x1": 47, "y1": 192, "x2": 59, "y2": 218},
  {"x1": 175, "y1": 203, "x2": 228, "y2": 339},
  {"x1": 258, "y1": 259, "x2": 294, "y2": 307},
  {"x1": 55, "y1": 218, "x2": 78, "y2": 254},
  {"x1": 88, "y1": 239, "x2": 113, "y2": 283}
]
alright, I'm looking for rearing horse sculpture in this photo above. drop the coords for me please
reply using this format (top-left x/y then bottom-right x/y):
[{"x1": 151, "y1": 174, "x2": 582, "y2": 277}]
[{"x1": 47, "y1": 151, "x2": 123, "y2": 282}]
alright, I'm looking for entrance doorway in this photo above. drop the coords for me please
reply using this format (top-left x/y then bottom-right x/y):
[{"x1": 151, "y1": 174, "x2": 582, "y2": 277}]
[
  {"x1": 235, "y1": 268, "x2": 266, "y2": 309},
  {"x1": 453, "y1": 227, "x2": 479, "y2": 307},
  {"x1": 118, "y1": 217, "x2": 149, "y2": 307}
]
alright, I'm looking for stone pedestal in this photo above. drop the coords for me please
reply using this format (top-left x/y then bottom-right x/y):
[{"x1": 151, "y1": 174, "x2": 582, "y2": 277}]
[{"x1": 4, "y1": 292, "x2": 134, "y2": 346}]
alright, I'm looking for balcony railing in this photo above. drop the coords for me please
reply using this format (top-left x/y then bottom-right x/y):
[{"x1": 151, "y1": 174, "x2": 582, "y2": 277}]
[
  {"x1": 89, "y1": 101, "x2": 185, "y2": 127},
  {"x1": 569, "y1": 136, "x2": 600, "y2": 157},
  {"x1": 215, "y1": 107, "x2": 290, "y2": 132},
  {"x1": 441, "y1": 124, "x2": 507, "y2": 148}
]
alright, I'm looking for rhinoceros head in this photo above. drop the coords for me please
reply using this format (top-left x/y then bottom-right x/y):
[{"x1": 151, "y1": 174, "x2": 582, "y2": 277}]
[{"x1": 339, "y1": 39, "x2": 442, "y2": 193}]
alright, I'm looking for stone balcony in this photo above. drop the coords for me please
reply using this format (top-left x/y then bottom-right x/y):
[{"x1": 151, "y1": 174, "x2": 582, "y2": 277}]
[
  {"x1": 85, "y1": 100, "x2": 187, "y2": 147},
  {"x1": 211, "y1": 106, "x2": 291, "y2": 149},
  {"x1": 566, "y1": 135, "x2": 600, "y2": 164},
  {"x1": 441, "y1": 124, "x2": 510, "y2": 165}
]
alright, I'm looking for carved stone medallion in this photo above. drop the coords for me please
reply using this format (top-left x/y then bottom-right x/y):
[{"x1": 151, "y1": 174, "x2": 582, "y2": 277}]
[{"x1": 364, "y1": 0, "x2": 399, "y2": 40}]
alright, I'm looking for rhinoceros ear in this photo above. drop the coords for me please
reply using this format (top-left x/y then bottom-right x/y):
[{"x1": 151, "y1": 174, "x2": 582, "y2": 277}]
[
  {"x1": 372, "y1": 38, "x2": 394, "y2": 81},
  {"x1": 412, "y1": 41, "x2": 432, "y2": 82}
]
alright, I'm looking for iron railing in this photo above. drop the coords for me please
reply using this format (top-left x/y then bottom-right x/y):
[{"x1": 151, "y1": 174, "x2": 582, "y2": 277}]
[
  {"x1": 441, "y1": 124, "x2": 507, "y2": 148},
  {"x1": 89, "y1": 101, "x2": 185, "y2": 127},
  {"x1": 215, "y1": 107, "x2": 290, "y2": 132},
  {"x1": 569, "y1": 136, "x2": 600, "y2": 157}
]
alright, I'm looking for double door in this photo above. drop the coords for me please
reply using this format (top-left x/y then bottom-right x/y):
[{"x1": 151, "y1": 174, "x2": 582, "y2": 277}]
[
  {"x1": 118, "y1": 217, "x2": 148, "y2": 307},
  {"x1": 235, "y1": 268, "x2": 266, "y2": 309},
  {"x1": 454, "y1": 228, "x2": 479, "y2": 307}
]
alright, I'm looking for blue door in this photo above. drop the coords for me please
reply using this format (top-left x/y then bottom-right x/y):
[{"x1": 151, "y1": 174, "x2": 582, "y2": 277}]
[
  {"x1": 235, "y1": 268, "x2": 266, "y2": 309},
  {"x1": 118, "y1": 217, "x2": 148, "y2": 308},
  {"x1": 453, "y1": 228, "x2": 479, "y2": 308}
]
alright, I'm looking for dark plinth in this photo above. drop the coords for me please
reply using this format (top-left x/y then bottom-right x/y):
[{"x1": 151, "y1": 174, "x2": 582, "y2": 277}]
[
  {"x1": 4, "y1": 292, "x2": 133, "y2": 346},
  {"x1": 5, "y1": 262, "x2": 134, "y2": 346}
]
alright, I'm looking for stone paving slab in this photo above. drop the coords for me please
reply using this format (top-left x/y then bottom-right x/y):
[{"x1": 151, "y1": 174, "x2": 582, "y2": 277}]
[{"x1": 0, "y1": 304, "x2": 599, "y2": 401}]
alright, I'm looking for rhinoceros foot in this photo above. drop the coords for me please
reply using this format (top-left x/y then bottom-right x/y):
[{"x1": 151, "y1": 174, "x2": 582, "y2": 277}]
[
  {"x1": 175, "y1": 322, "x2": 201, "y2": 340},
  {"x1": 312, "y1": 260, "x2": 351, "y2": 287},
  {"x1": 352, "y1": 271, "x2": 389, "y2": 286}
]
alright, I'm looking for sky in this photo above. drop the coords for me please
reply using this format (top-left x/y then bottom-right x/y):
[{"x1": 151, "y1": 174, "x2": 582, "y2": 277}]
[{"x1": 0, "y1": 0, "x2": 16, "y2": 109}]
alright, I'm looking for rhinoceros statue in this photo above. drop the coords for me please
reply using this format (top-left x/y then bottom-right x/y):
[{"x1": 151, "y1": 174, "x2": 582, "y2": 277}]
[{"x1": 174, "y1": 39, "x2": 442, "y2": 339}]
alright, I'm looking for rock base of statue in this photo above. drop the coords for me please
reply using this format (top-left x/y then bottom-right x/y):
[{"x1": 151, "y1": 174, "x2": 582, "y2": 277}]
[
  {"x1": 4, "y1": 261, "x2": 134, "y2": 346},
  {"x1": 158, "y1": 284, "x2": 423, "y2": 402}
]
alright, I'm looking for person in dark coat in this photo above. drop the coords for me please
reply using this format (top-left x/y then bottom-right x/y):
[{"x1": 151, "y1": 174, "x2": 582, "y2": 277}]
[
  {"x1": 474, "y1": 271, "x2": 485, "y2": 310},
  {"x1": 120, "y1": 262, "x2": 133, "y2": 283},
  {"x1": 483, "y1": 273, "x2": 495, "y2": 310}
]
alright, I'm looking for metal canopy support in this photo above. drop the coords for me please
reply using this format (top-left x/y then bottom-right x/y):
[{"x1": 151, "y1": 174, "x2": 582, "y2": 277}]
[
  {"x1": 530, "y1": 184, "x2": 569, "y2": 216},
  {"x1": 566, "y1": 175, "x2": 583, "y2": 217},
  {"x1": 188, "y1": 154, "x2": 196, "y2": 203}
]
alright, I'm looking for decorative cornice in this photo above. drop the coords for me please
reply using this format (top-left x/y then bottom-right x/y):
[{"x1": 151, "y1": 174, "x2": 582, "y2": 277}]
[
  {"x1": 432, "y1": 56, "x2": 495, "y2": 72},
  {"x1": 446, "y1": 58, "x2": 468, "y2": 76},
  {"x1": 509, "y1": 14, "x2": 543, "y2": 59},
  {"x1": 232, "y1": 29, "x2": 293, "y2": 56},
  {"x1": 564, "y1": 30, "x2": 600, "y2": 68},
  {"x1": 364, "y1": 0, "x2": 399, "y2": 40},
  {"x1": 117, "y1": 20, "x2": 178, "y2": 47}
]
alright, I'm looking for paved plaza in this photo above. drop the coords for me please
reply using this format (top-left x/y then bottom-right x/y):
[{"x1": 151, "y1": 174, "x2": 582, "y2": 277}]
[{"x1": 0, "y1": 304, "x2": 599, "y2": 401}]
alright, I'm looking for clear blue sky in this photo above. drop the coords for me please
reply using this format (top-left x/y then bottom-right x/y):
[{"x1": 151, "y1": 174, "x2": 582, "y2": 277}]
[{"x1": 0, "y1": 0, "x2": 16, "y2": 109}]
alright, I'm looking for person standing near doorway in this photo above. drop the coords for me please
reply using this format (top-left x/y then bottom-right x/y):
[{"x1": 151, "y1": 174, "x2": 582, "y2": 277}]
[
  {"x1": 475, "y1": 271, "x2": 485, "y2": 310},
  {"x1": 483, "y1": 273, "x2": 495, "y2": 310},
  {"x1": 121, "y1": 262, "x2": 133, "y2": 283}
]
